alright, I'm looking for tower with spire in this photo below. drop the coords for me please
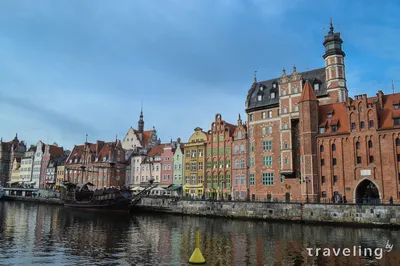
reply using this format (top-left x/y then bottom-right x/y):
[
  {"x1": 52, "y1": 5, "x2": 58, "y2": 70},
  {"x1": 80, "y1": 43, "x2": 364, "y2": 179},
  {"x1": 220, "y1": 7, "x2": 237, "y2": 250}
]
[
  {"x1": 138, "y1": 105, "x2": 144, "y2": 133},
  {"x1": 323, "y1": 18, "x2": 348, "y2": 103}
]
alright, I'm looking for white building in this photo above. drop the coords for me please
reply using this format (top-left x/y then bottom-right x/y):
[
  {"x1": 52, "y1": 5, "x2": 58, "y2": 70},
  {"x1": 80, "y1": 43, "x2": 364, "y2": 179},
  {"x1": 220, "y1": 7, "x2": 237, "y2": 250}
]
[{"x1": 31, "y1": 141, "x2": 44, "y2": 189}]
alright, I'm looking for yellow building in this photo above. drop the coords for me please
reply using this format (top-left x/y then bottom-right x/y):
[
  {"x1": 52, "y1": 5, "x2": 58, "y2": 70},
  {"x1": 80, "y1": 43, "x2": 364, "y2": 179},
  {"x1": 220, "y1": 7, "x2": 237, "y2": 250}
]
[
  {"x1": 56, "y1": 165, "x2": 65, "y2": 189},
  {"x1": 11, "y1": 158, "x2": 21, "y2": 183},
  {"x1": 183, "y1": 127, "x2": 207, "y2": 198}
]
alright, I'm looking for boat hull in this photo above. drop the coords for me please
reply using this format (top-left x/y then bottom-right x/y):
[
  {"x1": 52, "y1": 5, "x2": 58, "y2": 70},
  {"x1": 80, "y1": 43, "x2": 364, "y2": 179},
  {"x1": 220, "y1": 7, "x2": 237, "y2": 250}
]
[{"x1": 63, "y1": 198, "x2": 130, "y2": 211}]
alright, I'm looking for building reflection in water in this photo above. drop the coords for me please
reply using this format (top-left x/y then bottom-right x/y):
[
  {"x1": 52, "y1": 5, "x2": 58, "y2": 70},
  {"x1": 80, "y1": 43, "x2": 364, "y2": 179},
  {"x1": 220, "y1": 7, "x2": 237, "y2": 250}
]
[{"x1": 0, "y1": 202, "x2": 399, "y2": 265}]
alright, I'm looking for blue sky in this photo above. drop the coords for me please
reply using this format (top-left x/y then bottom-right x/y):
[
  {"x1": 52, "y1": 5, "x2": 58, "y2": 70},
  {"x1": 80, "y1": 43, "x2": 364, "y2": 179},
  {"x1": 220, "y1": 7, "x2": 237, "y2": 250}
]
[{"x1": 1, "y1": 0, "x2": 400, "y2": 149}]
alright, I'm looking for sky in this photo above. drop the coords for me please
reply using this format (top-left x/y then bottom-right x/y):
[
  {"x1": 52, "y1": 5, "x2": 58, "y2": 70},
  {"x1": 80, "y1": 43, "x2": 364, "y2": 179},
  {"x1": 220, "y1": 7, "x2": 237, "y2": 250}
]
[{"x1": 1, "y1": 0, "x2": 400, "y2": 150}]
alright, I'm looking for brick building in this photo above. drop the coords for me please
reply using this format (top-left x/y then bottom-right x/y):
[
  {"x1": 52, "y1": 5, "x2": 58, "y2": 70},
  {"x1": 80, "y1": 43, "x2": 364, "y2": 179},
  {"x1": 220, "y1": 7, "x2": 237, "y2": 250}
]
[
  {"x1": 160, "y1": 142, "x2": 174, "y2": 187},
  {"x1": 40, "y1": 143, "x2": 64, "y2": 188},
  {"x1": 65, "y1": 139, "x2": 126, "y2": 189},
  {"x1": 205, "y1": 114, "x2": 236, "y2": 200},
  {"x1": 0, "y1": 134, "x2": 26, "y2": 186},
  {"x1": 232, "y1": 114, "x2": 248, "y2": 200},
  {"x1": 245, "y1": 21, "x2": 400, "y2": 203}
]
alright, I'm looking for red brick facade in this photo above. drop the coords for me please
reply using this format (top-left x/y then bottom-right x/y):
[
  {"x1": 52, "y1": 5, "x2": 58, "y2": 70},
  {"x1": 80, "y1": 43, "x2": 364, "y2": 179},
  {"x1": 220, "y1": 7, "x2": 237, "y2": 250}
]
[
  {"x1": 65, "y1": 140, "x2": 126, "y2": 189},
  {"x1": 232, "y1": 115, "x2": 248, "y2": 200},
  {"x1": 245, "y1": 24, "x2": 400, "y2": 203}
]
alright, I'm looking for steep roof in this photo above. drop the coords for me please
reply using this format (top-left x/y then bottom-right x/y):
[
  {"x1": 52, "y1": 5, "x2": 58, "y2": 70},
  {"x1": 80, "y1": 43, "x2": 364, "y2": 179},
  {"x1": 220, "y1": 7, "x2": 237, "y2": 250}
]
[
  {"x1": 299, "y1": 81, "x2": 318, "y2": 102},
  {"x1": 147, "y1": 144, "x2": 165, "y2": 157},
  {"x1": 246, "y1": 67, "x2": 328, "y2": 112}
]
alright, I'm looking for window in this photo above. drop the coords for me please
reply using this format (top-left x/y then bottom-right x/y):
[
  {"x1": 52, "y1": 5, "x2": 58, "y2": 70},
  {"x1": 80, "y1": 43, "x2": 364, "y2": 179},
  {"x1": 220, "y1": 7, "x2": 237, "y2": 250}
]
[
  {"x1": 249, "y1": 114, "x2": 253, "y2": 121},
  {"x1": 394, "y1": 118, "x2": 400, "y2": 126},
  {"x1": 263, "y1": 156, "x2": 272, "y2": 166},
  {"x1": 249, "y1": 157, "x2": 254, "y2": 166},
  {"x1": 368, "y1": 140, "x2": 373, "y2": 148},
  {"x1": 199, "y1": 149, "x2": 203, "y2": 157},
  {"x1": 331, "y1": 126, "x2": 337, "y2": 132},
  {"x1": 333, "y1": 175, "x2": 338, "y2": 183},
  {"x1": 369, "y1": 120, "x2": 374, "y2": 128},
  {"x1": 321, "y1": 159, "x2": 325, "y2": 166},
  {"x1": 198, "y1": 162, "x2": 203, "y2": 170},
  {"x1": 285, "y1": 158, "x2": 288, "y2": 164},
  {"x1": 321, "y1": 176, "x2": 326, "y2": 184},
  {"x1": 268, "y1": 111, "x2": 272, "y2": 118},
  {"x1": 262, "y1": 173, "x2": 274, "y2": 185},
  {"x1": 192, "y1": 150, "x2": 197, "y2": 157},
  {"x1": 261, "y1": 112, "x2": 266, "y2": 119},
  {"x1": 360, "y1": 121, "x2": 365, "y2": 128},
  {"x1": 293, "y1": 87, "x2": 298, "y2": 93},
  {"x1": 186, "y1": 151, "x2": 190, "y2": 157},
  {"x1": 319, "y1": 127, "x2": 326, "y2": 134},
  {"x1": 284, "y1": 124, "x2": 288, "y2": 130},
  {"x1": 397, "y1": 138, "x2": 400, "y2": 146},
  {"x1": 258, "y1": 95, "x2": 263, "y2": 101},
  {"x1": 321, "y1": 191, "x2": 327, "y2": 198},
  {"x1": 240, "y1": 175, "x2": 245, "y2": 185},
  {"x1": 235, "y1": 160, "x2": 239, "y2": 169},
  {"x1": 234, "y1": 146, "x2": 239, "y2": 154},
  {"x1": 213, "y1": 136, "x2": 217, "y2": 142},
  {"x1": 351, "y1": 123, "x2": 356, "y2": 130},
  {"x1": 262, "y1": 127, "x2": 266, "y2": 136},
  {"x1": 294, "y1": 105, "x2": 299, "y2": 112},
  {"x1": 283, "y1": 108, "x2": 287, "y2": 113},
  {"x1": 314, "y1": 83, "x2": 319, "y2": 91},
  {"x1": 263, "y1": 140, "x2": 272, "y2": 151},
  {"x1": 356, "y1": 142, "x2": 360, "y2": 149},
  {"x1": 235, "y1": 175, "x2": 239, "y2": 185},
  {"x1": 320, "y1": 145, "x2": 324, "y2": 152},
  {"x1": 250, "y1": 142, "x2": 255, "y2": 152},
  {"x1": 250, "y1": 128, "x2": 254, "y2": 137},
  {"x1": 284, "y1": 143, "x2": 288, "y2": 149},
  {"x1": 250, "y1": 174, "x2": 255, "y2": 186},
  {"x1": 282, "y1": 90, "x2": 286, "y2": 96},
  {"x1": 273, "y1": 83, "x2": 277, "y2": 88},
  {"x1": 271, "y1": 92, "x2": 276, "y2": 99},
  {"x1": 394, "y1": 104, "x2": 400, "y2": 110},
  {"x1": 332, "y1": 158, "x2": 337, "y2": 165},
  {"x1": 357, "y1": 156, "x2": 362, "y2": 164},
  {"x1": 240, "y1": 144, "x2": 245, "y2": 153},
  {"x1": 280, "y1": 175, "x2": 284, "y2": 183},
  {"x1": 268, "y1": 126, "x2": 273, "y2": 134},
  {"x1": 186, "y1": 163, "x2": 190, "y2": 170},
  {"x1": 238, "y1": 131, "x2": 242, "y2": 139},
  {"x1": 219, "y1": 160, "x2": 224, "y2": 168},
  {"x1": 240, "y1": 160, "x2": 245, "y2": 169},
  {"x1": 327, "y1": 113, "x2": 333, "y2": 118},
  {"x1": 397, "y1": 154, "x2": 400, "y2": 162},
  {"x1": 332, "y1": 144, "x2": 336, "y2": 151},
  {"x1": 369, "y1": 156, "x2": 374, "y2": 163}
]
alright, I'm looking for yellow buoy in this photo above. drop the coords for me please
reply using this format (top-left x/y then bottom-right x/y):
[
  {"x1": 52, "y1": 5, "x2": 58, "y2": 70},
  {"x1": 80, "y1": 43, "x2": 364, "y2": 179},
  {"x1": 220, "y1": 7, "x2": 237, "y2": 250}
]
[{"x1": 189, "y1": 228, "x2": 206, "y2": 264}]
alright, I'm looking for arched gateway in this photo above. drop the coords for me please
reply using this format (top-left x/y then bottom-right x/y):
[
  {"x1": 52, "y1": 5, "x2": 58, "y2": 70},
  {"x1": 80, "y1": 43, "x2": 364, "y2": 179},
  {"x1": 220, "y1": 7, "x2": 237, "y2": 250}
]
[{"x1": 355, "y1": 179, "x2": 380, "y2": 204}]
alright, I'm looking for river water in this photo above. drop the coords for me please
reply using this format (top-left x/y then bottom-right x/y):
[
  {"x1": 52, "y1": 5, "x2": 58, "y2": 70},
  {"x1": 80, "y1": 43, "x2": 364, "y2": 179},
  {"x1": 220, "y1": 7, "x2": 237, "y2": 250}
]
[{"x1": 0, "y1": 201, "x2": 399, "y2": 266}]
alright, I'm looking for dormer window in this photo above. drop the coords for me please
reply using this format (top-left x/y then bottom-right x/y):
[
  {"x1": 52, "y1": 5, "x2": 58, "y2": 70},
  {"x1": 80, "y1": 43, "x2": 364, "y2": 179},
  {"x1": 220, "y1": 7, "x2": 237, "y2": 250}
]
[
  {"x1": 257, "y1": 95, "x2": 263, "y2": 101},
  {"x1": 273, "y1": 83, "x2": 277, "y2": 88},
  {"x1": 319, "y1": 127, "x2": 326, "y2": 134},
  {"x1": 260, "y1": 85, "x2": 264, "y2": 91},
  {"x1": 293, "y1": 87, "x2": 298, "y2": 94},
  {"x1": 327, "y1": 113, "x2": 333, "y2": 118},
  {"x1": 331, "y1": 126, "x2": 337, "y2": 132},
  {"x1": 271, "y1": 92, "x2": 276, "y2": 99},
  {"x1": 394, "y1": 104, "x2": 400, "y2": 110},
  {"x1": 314, "y1": 83, "x2": 320, "y2": 91},
  {"x1": 394, "y1": 118, "x2": 400, "y2": 126}
]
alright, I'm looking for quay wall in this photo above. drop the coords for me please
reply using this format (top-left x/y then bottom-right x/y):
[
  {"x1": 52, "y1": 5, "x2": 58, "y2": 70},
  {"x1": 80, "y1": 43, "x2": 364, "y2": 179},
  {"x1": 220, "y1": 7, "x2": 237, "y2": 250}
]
[
  {"x1": 135, "y1": 198, "x2": 400, "y2": 227},
  {"x1": 2, "y1": 195, "x2": 63, "y2": 205}
]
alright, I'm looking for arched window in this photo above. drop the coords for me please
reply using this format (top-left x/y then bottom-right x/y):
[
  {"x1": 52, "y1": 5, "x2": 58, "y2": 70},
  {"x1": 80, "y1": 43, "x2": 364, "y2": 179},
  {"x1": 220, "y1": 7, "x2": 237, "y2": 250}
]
[
  {"x1": 356, "y1": 141, "x2": 360, "y2": 149},
  {"x1": 368, "y1": 140, "x2": 373, "y2": 148},
  {"x1": 396, "y1": 138, "x2": 400, "y2": 146},
  {"x1": 320, "y1": 145, "x2": 324, "y2": 152},
  {"x1": 332, "y1": 144, "x2": 336, "y2": 151},
  {"x1": 237, "y1": 131, "x2": 242, "y2": 140},
  {"x1": 234, "y1": 146, "x2": 239, "y2": 154}
]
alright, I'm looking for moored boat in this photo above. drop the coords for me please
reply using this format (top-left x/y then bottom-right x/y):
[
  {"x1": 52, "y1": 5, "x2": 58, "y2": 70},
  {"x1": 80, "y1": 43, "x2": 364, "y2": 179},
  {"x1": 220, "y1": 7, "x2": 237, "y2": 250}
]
[{"x1": 60, "y1": 182, "x2": 132, "y2": 210}]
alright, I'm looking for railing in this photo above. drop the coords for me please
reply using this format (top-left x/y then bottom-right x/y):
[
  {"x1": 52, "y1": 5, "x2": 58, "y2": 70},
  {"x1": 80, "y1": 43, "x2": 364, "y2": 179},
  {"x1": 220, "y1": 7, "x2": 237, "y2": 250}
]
[{"x1": 130, "y1": 184, "x2": 158, "y2": 206}]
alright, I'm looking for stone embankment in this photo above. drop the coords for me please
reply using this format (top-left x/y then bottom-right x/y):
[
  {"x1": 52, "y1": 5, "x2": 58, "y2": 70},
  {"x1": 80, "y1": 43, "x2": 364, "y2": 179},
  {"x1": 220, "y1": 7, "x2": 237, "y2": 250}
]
[
  {"x1": 3, "y1": 195, "x2": 63, "y2": 205},
  {"x1": 134, "y1": 197, "x2": 400, "y2": 227}
]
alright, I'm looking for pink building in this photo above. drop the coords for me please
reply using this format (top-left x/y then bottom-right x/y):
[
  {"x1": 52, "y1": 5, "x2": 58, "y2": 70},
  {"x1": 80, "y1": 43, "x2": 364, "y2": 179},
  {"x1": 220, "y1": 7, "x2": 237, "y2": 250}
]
[
  {"x1": 40, "y1": 143, "x2": 64, "y2": 189},
  {"x1": 160, "y1": 143, "x2": 174, "y2": 187}
]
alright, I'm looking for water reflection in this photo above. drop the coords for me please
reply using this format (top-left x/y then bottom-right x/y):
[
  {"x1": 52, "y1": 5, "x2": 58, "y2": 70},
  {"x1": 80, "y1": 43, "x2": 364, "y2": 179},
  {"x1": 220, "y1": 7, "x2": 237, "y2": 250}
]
[{"x1": 0, "y1": 201, "x2": 399, "y2": 265}]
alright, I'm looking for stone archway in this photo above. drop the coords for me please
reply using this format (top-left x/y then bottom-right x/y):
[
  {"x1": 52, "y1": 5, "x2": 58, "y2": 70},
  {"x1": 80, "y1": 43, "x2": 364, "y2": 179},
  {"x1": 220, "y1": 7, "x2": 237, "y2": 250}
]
[{"x1": 355, "y1": 179, "x2": 380, "y2": 204}]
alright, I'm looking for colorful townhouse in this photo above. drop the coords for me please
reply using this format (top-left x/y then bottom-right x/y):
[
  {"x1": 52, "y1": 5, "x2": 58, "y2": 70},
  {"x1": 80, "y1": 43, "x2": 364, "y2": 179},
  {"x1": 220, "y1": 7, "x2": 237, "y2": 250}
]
[{"x1": 160, "y1": 142, "x2": 174, "y2": 187}]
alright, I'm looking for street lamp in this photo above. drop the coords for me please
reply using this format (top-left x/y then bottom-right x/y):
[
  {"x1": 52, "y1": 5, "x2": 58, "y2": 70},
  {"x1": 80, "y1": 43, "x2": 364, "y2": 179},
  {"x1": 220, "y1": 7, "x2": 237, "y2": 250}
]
[{"x1": 303, "y1": 177, "x2": 310, "y2": 203}]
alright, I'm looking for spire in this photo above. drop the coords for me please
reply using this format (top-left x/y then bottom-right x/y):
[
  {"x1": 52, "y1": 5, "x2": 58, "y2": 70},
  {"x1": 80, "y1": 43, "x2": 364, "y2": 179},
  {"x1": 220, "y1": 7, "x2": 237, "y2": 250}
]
[
  {"x1": 282, "y1": 68, "x2": 286, "y2": 76},
  {"x1": 293, "y1": 65, "x2": 297, "y2": 73},
  {"x1": 299, "y1": 81, "x2": 318, "y2": 102},
  {"x1": 329, "y1": 17, "x2": 334, "y2": 34},
  {"x1": 237, "y1": 113, "x2": 242, "y2": 126},
  {"x1": 254, "y1": 71, "x2": 257, "y2": 83},
  {"x1": 85, "y1": 134, "x2": 88, "y2": 143},
  {"x1": 138, "y1": 104, "x2": 144, "y2": 133}
]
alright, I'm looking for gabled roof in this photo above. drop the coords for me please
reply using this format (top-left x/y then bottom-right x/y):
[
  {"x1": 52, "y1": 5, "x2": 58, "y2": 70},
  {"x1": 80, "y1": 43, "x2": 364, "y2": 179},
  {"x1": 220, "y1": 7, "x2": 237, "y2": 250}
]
[{"x1": 147, "y1": 144, "x2": 165, "y2": 157}]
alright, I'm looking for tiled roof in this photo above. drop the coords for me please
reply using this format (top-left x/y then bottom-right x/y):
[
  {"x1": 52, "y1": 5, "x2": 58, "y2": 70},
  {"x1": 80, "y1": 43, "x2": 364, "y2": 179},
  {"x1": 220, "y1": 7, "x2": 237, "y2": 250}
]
[
  {"x1": 224, "y1": 122, "x2": 237, "y2": 135},
  {"x1": 379, "y1": 93, "x2": 400, "y2": 129},
  {"x1": 246, "y1": 67, "x2": 328, "y2": 111},
  {"x1": 299, "y1": 81, "x2": 318, "y2": 102},
  {"x1": 318, "y1": 103, "x2": 349, "y2": 134},
  {"x1": 49, "y1": 145, "x2": 63, "y2": 158},
  {"x1": 147, "y1": 144, "x2": 165, "y2": 157}
]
